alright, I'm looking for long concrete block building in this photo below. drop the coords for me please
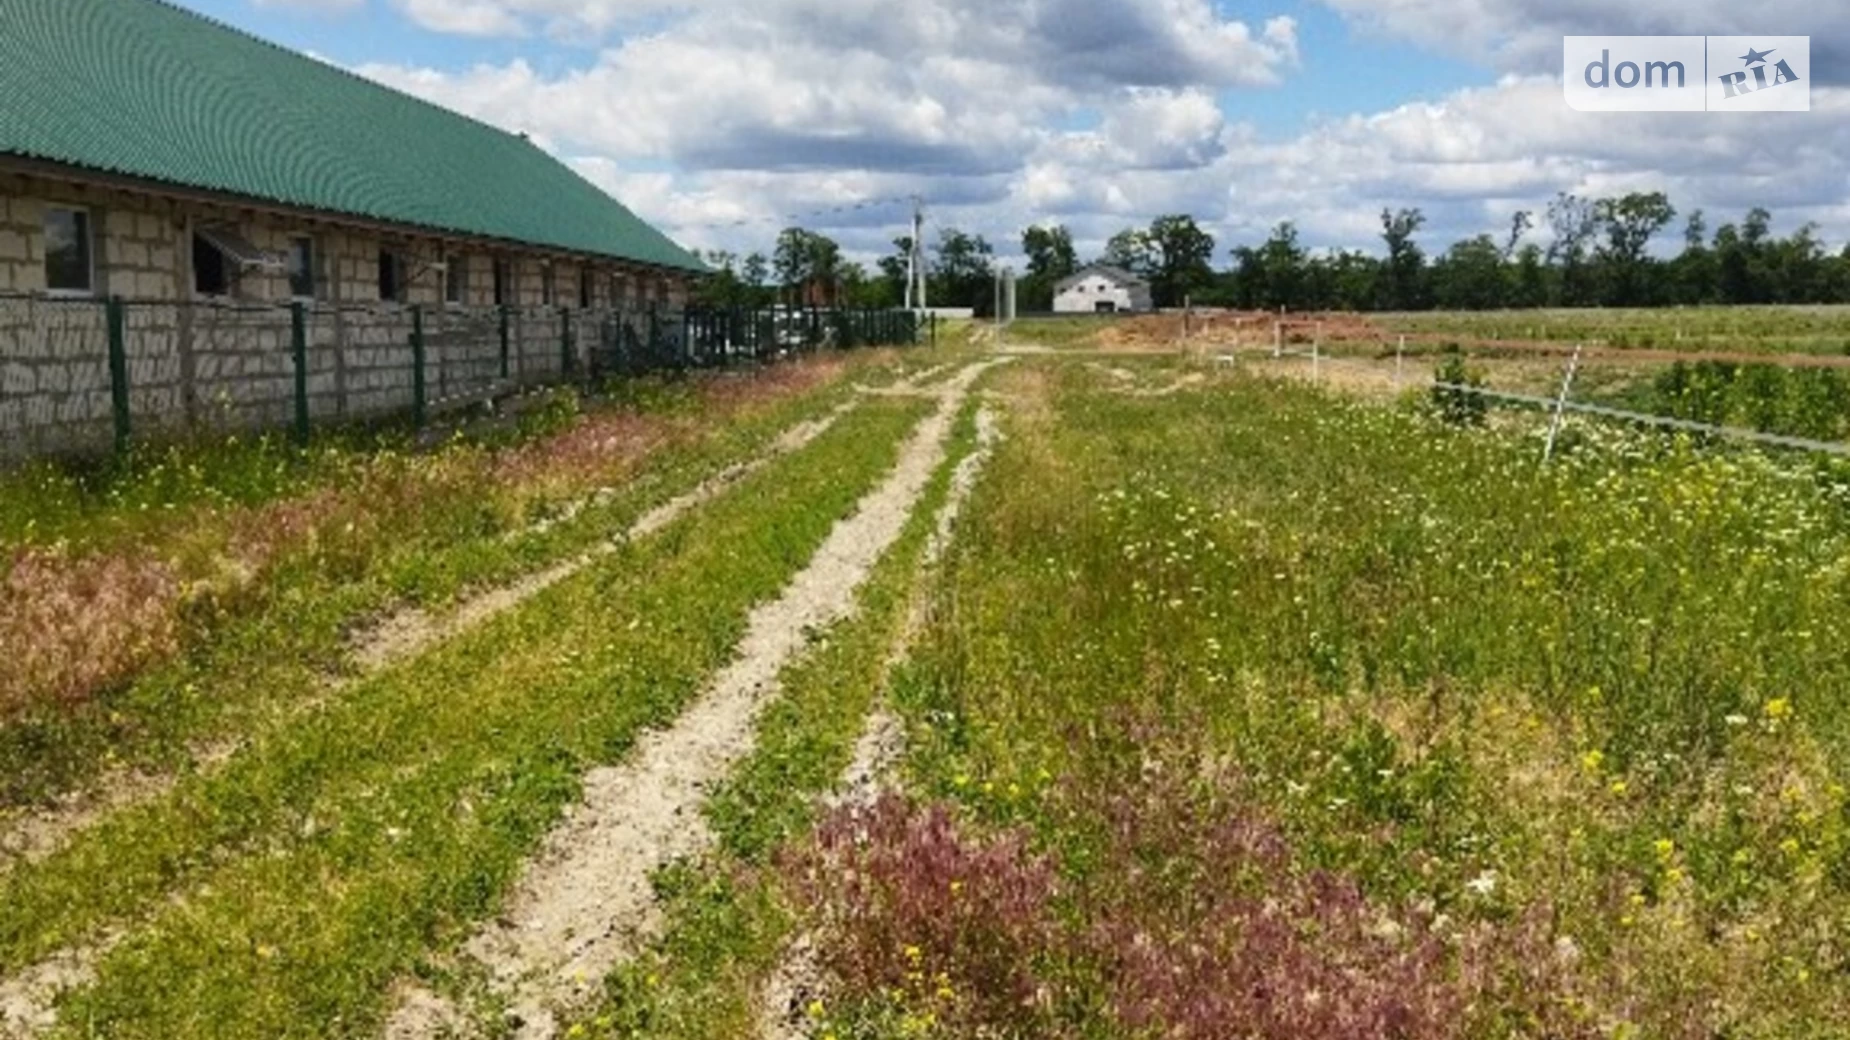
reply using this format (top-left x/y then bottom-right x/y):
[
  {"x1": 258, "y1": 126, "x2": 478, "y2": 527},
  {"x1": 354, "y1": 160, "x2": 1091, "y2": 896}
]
[{"x1": 0, "y1": 0, "x2": 706, "y2": 457}]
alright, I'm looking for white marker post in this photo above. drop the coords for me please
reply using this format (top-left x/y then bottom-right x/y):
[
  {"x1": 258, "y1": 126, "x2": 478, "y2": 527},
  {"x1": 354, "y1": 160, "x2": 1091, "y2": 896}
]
[{"x1": 1543, "y1": 343, "x2": 1584, "y2": 464}]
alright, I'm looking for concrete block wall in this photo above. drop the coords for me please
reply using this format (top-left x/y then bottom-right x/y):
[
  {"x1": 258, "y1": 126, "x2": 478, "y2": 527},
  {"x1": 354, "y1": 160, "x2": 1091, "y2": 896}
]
[
  {"x1": 510, "y1": 308, "x2": 567, "y2": 387},
  {"x1": 189, "y1": 305, "x2": 299, "y2": 431},
  {"x1": 121, "y1": 302, "x2": 186, "y2": 436},
  {"x1": 0, "y1": 296, "x2": 115, "y2": 456},
  {"x1": 340, "y1": 308, "x2": 419, "y2": 420},
  {"x1": 426, "y1": 308, "x2": 505, "y2": 403},
  {"x1": 0, "y1": 168, "x2": 698, "y2": 461}
]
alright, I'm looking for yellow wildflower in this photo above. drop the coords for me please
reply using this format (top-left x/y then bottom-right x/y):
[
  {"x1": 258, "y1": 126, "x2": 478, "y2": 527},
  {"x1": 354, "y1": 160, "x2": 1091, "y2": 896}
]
[{"x1": 1765, "y1": 698, "x2": 1793, "y2": 720}]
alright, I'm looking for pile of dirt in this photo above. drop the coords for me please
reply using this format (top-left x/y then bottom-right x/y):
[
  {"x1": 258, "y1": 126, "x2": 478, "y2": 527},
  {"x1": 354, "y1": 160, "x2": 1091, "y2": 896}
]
[{"x1": 1095, "y1": 310, "x2": 1282, "y2": 352}]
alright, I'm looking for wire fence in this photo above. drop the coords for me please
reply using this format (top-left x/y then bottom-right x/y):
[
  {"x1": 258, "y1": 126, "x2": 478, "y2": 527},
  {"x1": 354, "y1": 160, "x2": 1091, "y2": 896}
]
[
  {"x1": 0, "y1": 295, "x2": 924, "y2": 461},
  {"x1": 1213, "y1": 322, "x2": 1850, "y2": 461}
]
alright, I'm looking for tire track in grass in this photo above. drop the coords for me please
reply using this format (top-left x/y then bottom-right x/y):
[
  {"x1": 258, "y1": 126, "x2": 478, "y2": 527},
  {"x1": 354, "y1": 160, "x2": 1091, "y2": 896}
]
[
  {"x1": 0, "y1": 403, "x2": 862, "y2": 877},
  {"x1": 348, "y1": 399, "x2": 862, "y2": 671},
  {"x1": 756, "y1": 404, "x2": 1004, "y2": 1040},
  {"x1": 10, "y1": 399, "x2": 928, "y2": 1040},
  {"x1": 0, "y1": 400, "x2": 930, "y2": 1040},
  {"x1": 386, "y1": 363, "x2": 1000, "y2": 1040},
  {"x1": 0, "y1": 348, "x2": 976, "y2": 871},
  {"x1": 349, "y1": 356, "x2": 958, "y2": 675}
]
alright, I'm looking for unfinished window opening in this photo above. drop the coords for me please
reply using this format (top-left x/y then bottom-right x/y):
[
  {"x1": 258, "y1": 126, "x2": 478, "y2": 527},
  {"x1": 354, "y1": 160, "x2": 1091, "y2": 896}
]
[
  {"x1": 193, "y1": 233, "x2": 232, "y2": 297},
  {"x1": 541, "y1": 264, "x2": 555, "y2": 307},
  {"x1": 378, "y1": 249, "x2": 405, "y2": 303},
  {"x1": 493, "y1": 258, "x2": 512, "y2": 307},
  {"x1": 194, "y1": 226, "x2": 285, "y2": 298},
  {"x1": 446, "y1": 253, "x2": 468, "y2": 305},
  {"x1": 43, "y1": 207, "x2": 94, "y2": 295},
  {"x1": 287, "y1": 236, "x2": 316, "y2": 299},
  {"x1": 579, "y1": 268, "x2": 593, "y2": 309}
]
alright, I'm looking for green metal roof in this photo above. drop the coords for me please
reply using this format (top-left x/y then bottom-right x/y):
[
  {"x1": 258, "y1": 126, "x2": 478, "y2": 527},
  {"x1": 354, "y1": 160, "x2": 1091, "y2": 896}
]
[{"x1": 0, "y1": 0, "x2": 705, "y2": 273}]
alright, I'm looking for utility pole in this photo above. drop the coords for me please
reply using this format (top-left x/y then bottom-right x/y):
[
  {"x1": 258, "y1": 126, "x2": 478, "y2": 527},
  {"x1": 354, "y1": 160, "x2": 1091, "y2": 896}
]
[{"x1": 904, "y1": 196, "x2": 928, "y2": 314}]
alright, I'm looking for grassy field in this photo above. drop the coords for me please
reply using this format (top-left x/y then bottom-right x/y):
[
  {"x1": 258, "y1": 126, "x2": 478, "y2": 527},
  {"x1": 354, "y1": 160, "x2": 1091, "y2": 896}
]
[
  {"x1": 0, "y1": 350, "x2": 936, "y2": 809},
  {"x1": 604, "y1": 349, "x2": 1850, "y2": 1039},
  {"x1": 1373, "y1": 306, "x2": 1850, "y2": 356},
  {"x1": 6, "y1": 316, "x2": 1850, "y2": 1038}
]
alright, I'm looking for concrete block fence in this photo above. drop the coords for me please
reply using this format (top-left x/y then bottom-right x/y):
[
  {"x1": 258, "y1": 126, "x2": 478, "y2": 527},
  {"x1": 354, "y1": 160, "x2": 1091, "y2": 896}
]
[{"x1": 0, "y1": 295, "x2": 922, "y2": 463}]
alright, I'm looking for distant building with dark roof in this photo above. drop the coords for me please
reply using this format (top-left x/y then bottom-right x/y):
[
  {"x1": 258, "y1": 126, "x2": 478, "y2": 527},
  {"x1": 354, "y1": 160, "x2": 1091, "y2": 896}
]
[{"x1": 1053, "y1": 264, "x2": 1152, "y2": 314}]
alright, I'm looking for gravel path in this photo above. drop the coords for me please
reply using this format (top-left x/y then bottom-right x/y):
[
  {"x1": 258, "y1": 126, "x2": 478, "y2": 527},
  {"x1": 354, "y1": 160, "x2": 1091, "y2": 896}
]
[
  {"x1": 0, "y1": 402, "x2": 866, "y2": 1040},
  {"x1": 756, "y1": 403, "x2": 1004, "y2": 1040},
  {"x1": 385, "y1": 362, "x2": 998, "y2": 1040}
]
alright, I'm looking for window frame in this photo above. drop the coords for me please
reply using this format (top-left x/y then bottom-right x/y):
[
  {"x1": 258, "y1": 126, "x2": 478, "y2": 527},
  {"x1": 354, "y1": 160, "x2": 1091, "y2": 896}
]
[
  {"x1": 540, "y1": 263, "x2": 555, "y2": 307},
  {"x1": 287, "y1": 235, "x2": 317, "y2": 301},
  {"x1": 42, "y1": 206, "x2": 96, "y2": 297}
]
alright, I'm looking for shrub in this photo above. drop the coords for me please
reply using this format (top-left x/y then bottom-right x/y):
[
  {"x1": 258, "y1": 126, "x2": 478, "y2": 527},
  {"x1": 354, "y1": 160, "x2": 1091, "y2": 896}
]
[
  {"x1": 780, "y1": 794, "x2": 1059, "y2": 1035},
  {"x1": 1431, "y1": 348, "x2": 1488, "y2": 426}
]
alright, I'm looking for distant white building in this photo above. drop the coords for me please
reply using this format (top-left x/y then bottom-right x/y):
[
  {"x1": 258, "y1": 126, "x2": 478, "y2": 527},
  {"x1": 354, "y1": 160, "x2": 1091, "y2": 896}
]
[{"x1": 1053, "y1": 264, "x2": 1153, "y2": 314}]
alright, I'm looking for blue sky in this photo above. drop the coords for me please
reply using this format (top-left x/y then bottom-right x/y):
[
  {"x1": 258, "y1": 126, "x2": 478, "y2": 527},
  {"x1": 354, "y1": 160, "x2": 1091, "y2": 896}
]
[{"x1": 170, "y1": 0, "x2": 1848, "y2": 264}]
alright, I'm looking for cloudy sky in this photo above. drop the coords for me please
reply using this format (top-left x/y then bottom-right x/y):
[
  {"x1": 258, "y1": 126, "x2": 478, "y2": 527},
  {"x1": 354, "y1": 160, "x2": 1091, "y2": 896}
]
[{"x1": 187, "y1": 0, "x2": 1846, "y2": 266}]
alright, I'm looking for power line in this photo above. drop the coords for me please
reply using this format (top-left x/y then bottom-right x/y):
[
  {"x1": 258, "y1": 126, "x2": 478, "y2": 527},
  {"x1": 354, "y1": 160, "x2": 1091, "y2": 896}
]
[{"x1": 679, "y1": 194, "x2": 918, "y2": 232}]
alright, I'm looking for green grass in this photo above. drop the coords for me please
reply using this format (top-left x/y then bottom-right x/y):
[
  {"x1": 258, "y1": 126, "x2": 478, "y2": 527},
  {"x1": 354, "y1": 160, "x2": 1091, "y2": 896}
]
[
  {"x1": 781, "y1": 358, "x2": 1850, "y2": 1037},
  {"x1": 999, "y1": 316, "x2": 1120, "y2": 350},
  {"x1": 19, "y1": 341, "x2": 1850, "y2": 1037},
  {"x1": 0, "y1": 364, "x2": 878, "y2": 809},
  {"x1": 568, "y1": 402, "x2": 983, "y2": 1040},
  {"x1": 1374, "y1": 305, "x2": 1850, "y2": 357},
  {"x1": 13, "y1": 397, "x2": 929, "y2": 1038}
]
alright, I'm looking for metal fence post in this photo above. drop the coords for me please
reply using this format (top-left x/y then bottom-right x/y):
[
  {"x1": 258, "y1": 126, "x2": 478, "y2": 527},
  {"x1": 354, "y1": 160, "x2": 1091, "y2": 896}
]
[
  {"x1": 560, "y1": 307, "x2": 573, "y2": 378},
  {"x1": 105, "y1": 296, "x2": 130, "y2": 456},
  {"x1": 411, "y1": 304, "x2": 427, "y2": 428},
  {"x1": 291, "y1": 301, "x2": 310, "y2": 446},
  {"x1": 498, "y1": 306, "x2": 511, "y2": 380}
]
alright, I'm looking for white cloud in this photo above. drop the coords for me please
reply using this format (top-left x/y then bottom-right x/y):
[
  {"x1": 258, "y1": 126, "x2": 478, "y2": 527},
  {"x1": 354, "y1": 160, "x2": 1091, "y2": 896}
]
[
  {"x1": 334, "y1": 0, "x2": 1850, "y2": 268},
  {"x1": 393, "y1": 0, "x2": 527, "y2": 36},
  {"x1": 1317, "y1": 0, "x2": 1849, "y2": 80},
  {"x1": 252, "y1": 0, "x2": 364, "y2": 10}
]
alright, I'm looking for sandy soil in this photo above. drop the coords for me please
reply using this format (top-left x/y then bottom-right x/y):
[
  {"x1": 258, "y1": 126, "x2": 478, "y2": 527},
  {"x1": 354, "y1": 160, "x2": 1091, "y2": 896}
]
[
  {"x1": 756, "y1": 404, "x2": 1004, "y2": 1040},
  {"x1": 385, "y1": 362, "x2": 1001, "y2": 1040}
]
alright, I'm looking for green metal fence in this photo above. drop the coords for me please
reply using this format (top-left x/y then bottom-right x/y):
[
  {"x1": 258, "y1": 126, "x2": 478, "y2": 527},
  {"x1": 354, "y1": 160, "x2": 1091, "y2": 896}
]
[{"x1": 0, "y1": 294, "x2": 920, "y2": 462}]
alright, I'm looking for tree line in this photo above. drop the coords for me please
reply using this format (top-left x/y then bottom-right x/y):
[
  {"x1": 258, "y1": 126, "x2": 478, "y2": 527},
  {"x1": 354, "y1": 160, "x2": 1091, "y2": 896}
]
[{"x1": 695, "y1": 192, "x2": 1850, "y2": 314}]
